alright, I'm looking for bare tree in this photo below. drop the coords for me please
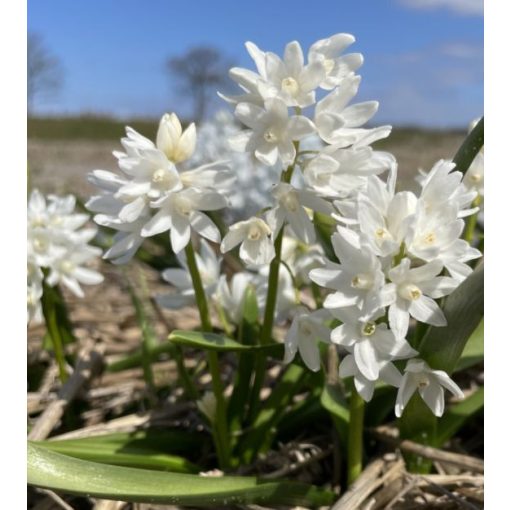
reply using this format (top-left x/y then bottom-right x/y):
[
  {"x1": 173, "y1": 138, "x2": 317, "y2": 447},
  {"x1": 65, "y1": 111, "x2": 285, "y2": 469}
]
[
  {"x1": 27, "y1": 32, "x2": 64, "y2": 114},
  {"x1": 166, "y1": 46, "x2": 234, "y2": 122}
]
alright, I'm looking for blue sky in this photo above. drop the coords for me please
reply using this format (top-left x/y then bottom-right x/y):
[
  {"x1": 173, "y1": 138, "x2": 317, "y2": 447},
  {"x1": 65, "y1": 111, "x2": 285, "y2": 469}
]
[{"x1": 28, "y1": 0, "x2": 483, "y2": 127}]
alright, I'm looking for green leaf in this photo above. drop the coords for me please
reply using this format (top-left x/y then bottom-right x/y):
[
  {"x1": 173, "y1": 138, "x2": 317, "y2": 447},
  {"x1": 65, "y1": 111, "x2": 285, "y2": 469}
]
[
  {"x1": 169, "y1": 330, "x2": 283, "y2": 356},
  {"x1": 237, "y1": 363, "x2": 309, "y2": 463},
  {"x1": 33, "y1": 437, "x2": 200, "y2": 473},
  {"x1": 28, "y1": 443, "x2": 335, "y2": 507},
  {"x1": 455, "y1": 319, "x2": 484, "y2": 373},
  {"x1": 419, "y1": 263, "x2": 484, "y2": 373},
  {"x1": 320, "y1": 383, "x2": 350, "y2": 445},
  {"x1": 228, "y1": 285, "x2": 259, "y2": 444},
  {"x1": 452, "y1": 117, "x2": 484, "y2": 173},
  {"x1": 399, "y1": 264, "x2": 483, "y2": 473},
  {"x1": 436, "y1": 387, "x2": 484, "y2": 446}
]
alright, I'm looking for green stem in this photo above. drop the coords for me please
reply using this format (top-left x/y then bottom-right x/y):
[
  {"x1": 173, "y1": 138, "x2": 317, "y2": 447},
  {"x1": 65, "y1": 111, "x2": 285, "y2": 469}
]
[
  {"x1": 463, "y1": 196, "x2": 481, "y2": 244},
  {"x1": 259, "y1": 230, "x2": 285, "y2": 345},
  {"x1": 184, "y1": 241, "x2": 230, "y2": 470},
  {"x1": 41, "y1": 284, "x2": 68, "y2": 384},
  {"x1": 347, "y1": 387, "x2": 365, "y2": 485}
]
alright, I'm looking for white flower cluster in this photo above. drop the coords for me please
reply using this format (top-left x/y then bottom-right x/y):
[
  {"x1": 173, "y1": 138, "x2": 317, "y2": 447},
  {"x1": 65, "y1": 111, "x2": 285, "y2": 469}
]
[
  {"x1": 289, "y1": 156, "x2": 482, "y2": 417},
  {"x1": 86, "y1": 113, "x2": 234, "y2": 262},
  {"x1": 27, "y1": 190, "x2": 104, "y2": 323},
  {"x1": 219, "y1": 34, "x2": 395, "y2": 267}
]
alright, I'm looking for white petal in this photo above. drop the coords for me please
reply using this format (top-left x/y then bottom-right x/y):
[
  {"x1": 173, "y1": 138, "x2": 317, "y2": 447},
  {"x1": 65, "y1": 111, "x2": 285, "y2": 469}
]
[
  {"x1": 287, "y1": 115, "x2": 316, "y2": 140},
  {"x1": 395, "y1": 373, "x2": 418, "y2": 417},
  {"x1": 190, "y1": 212, "x2": 221, "y2": 243},
  {"x1": 141, "y1": 209, "x2": 172, "y2": 237},
  {"x1": 409, "y1": 296, "x2": 447, "y2": 327},
  {"x1": 170, "y1": 216, "x2": 191, "y2": 253},
  {"x1": 354, "y1": 340, "x2": 379, "y2": 381},
  {"x1": 388, "y1": 302, "x2": 410, "y2": 339},
  {"x1": 421, "y1": 382, "x2": 445, "y2": 417},
  {"x1": 73, "y1": 267, "x2": 104, "y2": 285},
  {"x1": 221, "y1": 227, "x2": 246, "y2": 253},
  {"x1": 298, "y1": 335, "x2": 321, "y2": 372}
]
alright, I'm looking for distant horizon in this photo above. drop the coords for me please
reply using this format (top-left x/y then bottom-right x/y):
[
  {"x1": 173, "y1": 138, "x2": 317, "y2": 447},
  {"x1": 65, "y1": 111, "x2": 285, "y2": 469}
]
[{"x1": 27, "y1": 111, "x2": 471, "y2": 132}]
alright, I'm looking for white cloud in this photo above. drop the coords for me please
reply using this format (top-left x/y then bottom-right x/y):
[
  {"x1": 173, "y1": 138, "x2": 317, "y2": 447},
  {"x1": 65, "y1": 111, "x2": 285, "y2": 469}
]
[{"x1": 398, "y1": 0, "x2": 483, "y2": 16}]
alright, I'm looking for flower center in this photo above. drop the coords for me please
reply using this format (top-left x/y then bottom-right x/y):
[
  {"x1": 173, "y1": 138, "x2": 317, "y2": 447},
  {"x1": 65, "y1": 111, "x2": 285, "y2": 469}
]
[
  {"x1": 33, "y1": 237, "x2": 48, "y2": 252},
  {"x1": 263, "y1": 129, "x2": 279, "y2": 143},
  {"x1": 398, "y1": 283, "x2": 422, "y2": 301},
  {"x1": 423, "y1": 231, "x2": 436, "y2": 245},
  {"x1": 61, "y1": 260, "x2": 75, "y2": 273},
  {"x1": 418, "y1": 376, "x2": 430, "y2": 389},
  {"x1": 281, "y1": 76, "x2": 299, "y2": 96},
  {"x1": 281, "y1": 191, "x2": 300, "y2": 212},
  {"x1": 322, "y1": 58, "x2": 335, "y2": 74},
  {"x1": 299, "y1": 322, "x2": 313, "y2": 336},
  {"x1": 351, "y1": 273, "x2": 373, "y2": 290},
  {"x1": 375, "y1": 227, "x2": 391, "y2": 241},
  {"x1": 152, "y1": 168, "x2": 168, "y2": 183},
  {"x1": 248, "y1": 225, "x2": 263, "y2": 241},
  {"x1": 361, "y1": 322, "x2": 376, "y2": 336}
]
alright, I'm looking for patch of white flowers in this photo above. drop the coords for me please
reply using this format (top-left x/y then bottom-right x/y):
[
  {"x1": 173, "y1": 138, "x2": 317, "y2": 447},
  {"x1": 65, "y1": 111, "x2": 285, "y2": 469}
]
[
  {"x1": 85, "y1": 33, "x2": 482, "y2": 419},
  {"x1": 27, "y1": 190, "x2": 104, "y2": 323}
]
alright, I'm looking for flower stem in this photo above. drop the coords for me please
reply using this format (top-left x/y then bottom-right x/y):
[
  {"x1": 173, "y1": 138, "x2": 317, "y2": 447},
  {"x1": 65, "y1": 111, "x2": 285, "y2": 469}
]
[
  {"x1": 463, "y1": 196, "x2": 481, "y2": 244},
  {"x1": 184, "y1": 241, "x2": 230, "y2": 470},
  {"x1": 41, "y1": 283, "x2": 68, "y2": 384},
  {"x1": 347, "y1": 386, "x2": 365, "y2": 485}
]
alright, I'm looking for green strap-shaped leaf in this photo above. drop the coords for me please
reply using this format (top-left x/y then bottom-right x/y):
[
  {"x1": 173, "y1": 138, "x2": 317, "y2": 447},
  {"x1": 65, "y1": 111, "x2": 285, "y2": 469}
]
[
  {"x1": 28, "y1": 443, "x2": 335, "y2": 507},
  {"x1": 454, "y1": 319, "x2": 484, "y2": 373},
  {"x1": 320, "y1": 383, "x2": 350, "y2": 446},
  {"x1": 169, "y1": 330, "x2": 283, "y2": 356},
  {"x1": 436, "y1": 387, "x2": 484, "y2": 446},
  {"x1": 419, "y1": 263, "x2": 483, "y2": 373},
  {"x1": 452, "y1": 117, "x2": 484, "y2": 173},
  {"x1": 33, "y1": 438, "x2": 200, "y2": 473}
]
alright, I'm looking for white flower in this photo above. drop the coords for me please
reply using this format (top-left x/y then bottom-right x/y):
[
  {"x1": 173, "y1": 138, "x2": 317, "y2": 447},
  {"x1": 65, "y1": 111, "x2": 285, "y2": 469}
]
[
  {"x1": 114, "y1": 148, "x2": 183, "y2": 222},
  {"x1": 97, "y1": 215, "x2": 147, "y2": 265},
  {"x1": 314, "y1": 74, "x2": 382, "y2": 147},
  {"x1": 157, "y1": 240, "x2": 220, "y2": 309},
  {"x1": 27, "y1": 259, "x2": 43, "y2": 323},
  {"x1": 357, "y1": 180, "x2": 417, "y2": 259},
  {"x1": 405, "y1": 202, "x2": 463, "y2": 262},
  {"x1": 308, "y1": 33, "x2": 363, "y2": 90},
  {"x1": 309, "y1": 227, "x2": 389, "y2": 319},
  {"x1": 385, "y1": 258, "x2": 457, "y2": 339},
  {"x1": 284, "y1": 307, "x2": 331, "y2": 371},
  {"x1": 231, "y1": 98, "x2": 315, "y2": 167},
  {"x1": 281, "y1": 236, "x2": 326, "y2": 285},
  {"x1": 254, "y1": 262, "x2": 296, "y2": 323},
  {"x1": 215, "y1": 272, "x2": 255, "y2": 325},
  {"x1": 220, "y1": 217, "x2": 275, "y2": 266},
  {"x1": 156, "y1": 113, "x2": 196, "y2": 163},
  {"x1": 255, "y1": 41, "x2": 325, "y2": 107},
  {"x1": 45, "y1": 247, "x2": 104, "y2": 298},
  {"x1": 141, "y1": 188, "x2": 226, "y2": 253},
  {"x1": 339, "y1": 354, "x2": 402, "y2": 402},
  {"x1": 395, "y1": 359, "x2": 464, "y2": 417},
  {"x1": 330, "y1": 307, "x2": 417, "y2": 381},
  {"x1": 418, "y1": 160, "x2": 477, "y2": 219},
  {"x1": 266, "y1": 182, "x2": 333, "y2": 243}
]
